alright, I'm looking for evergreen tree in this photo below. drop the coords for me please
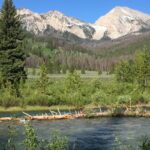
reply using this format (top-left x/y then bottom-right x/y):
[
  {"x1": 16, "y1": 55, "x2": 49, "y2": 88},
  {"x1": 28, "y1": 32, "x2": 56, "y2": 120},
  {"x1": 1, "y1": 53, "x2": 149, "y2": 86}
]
[
  {"x1": 115, "y1": 60, "x2": 135, "y2": 83},
  {"x1": 0, "y1": 0, "x2": 26, "y2": 90},
  {"x1": 66, "y1": 71, "x2": 81, "y2": 90},
  {"x1": 135, "y1": 50, "x2": 150, "y2": 91},
  {"x1": 37, "y1": 64, "x2": 49, "y2": 94}
]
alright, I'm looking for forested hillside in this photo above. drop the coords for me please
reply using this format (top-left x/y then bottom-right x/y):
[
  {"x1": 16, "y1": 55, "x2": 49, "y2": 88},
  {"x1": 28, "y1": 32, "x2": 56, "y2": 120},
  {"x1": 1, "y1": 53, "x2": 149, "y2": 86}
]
[{"x1": 24, "y1": 31, "x2": 150, "y2": 73}]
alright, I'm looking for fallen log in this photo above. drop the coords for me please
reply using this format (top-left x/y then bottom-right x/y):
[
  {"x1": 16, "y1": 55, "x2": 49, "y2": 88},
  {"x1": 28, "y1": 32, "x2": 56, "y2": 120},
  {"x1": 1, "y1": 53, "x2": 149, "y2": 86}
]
[
  {"x1": 0, "y1": 111, "x2": 150, "y2": 122},
  {"x1": 0, "y1": 117, "x2": 12, "y2": 121},
  {"x1": 23, "y1": 112, "x2": 32, "y2": 117}
]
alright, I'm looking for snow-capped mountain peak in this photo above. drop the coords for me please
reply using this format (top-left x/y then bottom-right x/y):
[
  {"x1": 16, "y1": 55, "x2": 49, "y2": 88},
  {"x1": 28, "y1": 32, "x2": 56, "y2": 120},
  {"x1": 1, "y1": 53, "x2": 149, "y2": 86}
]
[
  {"x1": 17, "y1": 7, "x2": 150, "y2": 41},
  {"x1": 95, "y1": 6, "x2": 150, "y2": 39}
]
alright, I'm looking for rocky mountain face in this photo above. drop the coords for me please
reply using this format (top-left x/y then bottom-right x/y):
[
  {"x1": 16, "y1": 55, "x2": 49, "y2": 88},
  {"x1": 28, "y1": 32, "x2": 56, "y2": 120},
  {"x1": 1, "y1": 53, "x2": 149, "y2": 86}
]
[
  {"x1": 17, "y1": 7, "x2": 150, "y2": 41},
  {"x1": 17, "y1": 9, "x2": 95, "y2": 40},
  {"x1": 95, "y1": 7, "x2": 150, "y2": 39}
]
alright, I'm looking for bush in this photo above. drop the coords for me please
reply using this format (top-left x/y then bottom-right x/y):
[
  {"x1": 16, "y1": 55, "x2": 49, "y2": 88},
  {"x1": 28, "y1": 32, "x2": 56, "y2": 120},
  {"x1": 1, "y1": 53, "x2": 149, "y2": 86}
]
[
  {"x1": 23, "y1": 124, "x2": 39, "y2": 150},
  {"x1": 117, "y1": 95, "x2": 131, "y2": 105},
  {"x1": 0, "y1": 84, "x2": 20, "y2": 108},
  {"x1": 139, "y1": 136, "x2": 150, "y2": 150},
  {"x1": 62, "y1": 91, "x2": 85, "y2": 108},
  {"x1": 26, "y1": 92, "x2": 50, "y2": 106},
  {"x1": 2, "y1": 124, "x2": 70, "y2": 150},
  {"x1": 0, "y1": 96, "x2": 20, "y2": 108},
  {"x1": 47, "y1": 131, "x2": 69, "y2": 150},
  {"x1": 131, "y1": 92, "x2": 147, "y2": 105},
  {"x1": 91, "y1": 90, "x2": 107, "y2": 106}
]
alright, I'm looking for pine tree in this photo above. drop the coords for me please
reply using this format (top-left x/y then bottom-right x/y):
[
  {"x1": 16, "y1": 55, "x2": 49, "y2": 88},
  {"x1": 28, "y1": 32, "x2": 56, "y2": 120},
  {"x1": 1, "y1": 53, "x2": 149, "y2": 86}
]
[
  {"x1": 37, "y1": 64, "x2": 49, "y2": 94},
  {"x1": 135, "y1": 50, "x2": 150, "y2": 91},
  {"x1": 0, "y1": 0, "x2": 26, "y2": 90},
  {"x1": 115, "y1": 60, "x2": 135, "y2": 83}
]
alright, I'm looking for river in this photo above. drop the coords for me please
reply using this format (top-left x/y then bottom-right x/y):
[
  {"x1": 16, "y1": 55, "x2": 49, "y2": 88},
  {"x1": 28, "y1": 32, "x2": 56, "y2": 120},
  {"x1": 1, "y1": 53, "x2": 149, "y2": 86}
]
[{"x1": 0, "y1": 114, "x2": 150, "y2": 150}]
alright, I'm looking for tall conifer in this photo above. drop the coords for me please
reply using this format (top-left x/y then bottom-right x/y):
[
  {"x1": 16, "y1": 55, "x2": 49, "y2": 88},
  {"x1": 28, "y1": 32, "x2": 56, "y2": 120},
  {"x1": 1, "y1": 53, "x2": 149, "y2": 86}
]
[{"x1": 0, "y1": 0, "x2": 26, "y2": 90}]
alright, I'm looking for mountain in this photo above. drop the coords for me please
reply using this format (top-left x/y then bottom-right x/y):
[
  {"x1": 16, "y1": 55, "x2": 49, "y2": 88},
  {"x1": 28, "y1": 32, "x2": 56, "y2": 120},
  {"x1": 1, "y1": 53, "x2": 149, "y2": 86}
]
[
  {"x1": 95, "y1": 7, "x2": 150, "y2": 39},
  {"x1": 17, "y1": 7, "x2": 150, "y2": 42},
  {"x1": 17, "y1": 8, "x2": 95, "y2": 41}
]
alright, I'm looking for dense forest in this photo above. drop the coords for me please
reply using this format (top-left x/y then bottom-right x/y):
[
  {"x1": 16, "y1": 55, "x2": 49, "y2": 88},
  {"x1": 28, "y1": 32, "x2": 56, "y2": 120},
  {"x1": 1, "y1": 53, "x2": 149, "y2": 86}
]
[
  {"x1": 24, "y1": 34, "x2": 116, "y2": 73},
  {"x1": 24, "y1": 30, "x2": 150, "y2": 74}
]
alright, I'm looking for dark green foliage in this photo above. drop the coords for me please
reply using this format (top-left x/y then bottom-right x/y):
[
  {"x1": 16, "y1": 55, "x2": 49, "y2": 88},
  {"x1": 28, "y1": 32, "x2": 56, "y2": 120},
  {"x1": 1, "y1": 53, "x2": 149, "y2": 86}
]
[
  {"x1": 0, "y1": 81, "x2": 20, "y2": 108},
  {"x1": 115, "y1": 60, "x2": 135, "y2": 83},
  {"x1": 61, "y1": 71, "x2": 85, "y2": 108},
  {"x1": 3, "y1": 126, "x2": 17, "y2": 150},
  {"x1": 24, "y1": 124, "x2": 69, "y2": 150},
  {"x1": 2, "y1": 124, "x2": 69, "y2": 150},
  {"x1": 37, "y1": 64, "x2": 49, "y2": 94},
  {"x1": 0, "y1": 0, "x2": 26, "y2": 89},
  {"x1": 115, "y1": 49, "x2": 150, "y2": 92},
  {"x1": 65, "y1": 71, "x2": 81, "y2": 90},
  {"x1": 47, "y1": 131, "x2": 69, "y2": 150},
  {"x1": 23, "y1": 124, "x2": 39, "y2": 150},
  {"x1": 134, "y1": 50, "x2": 150, "y2": 91},
  {"x1": 139, "y1": 136, "x2": 150, "y2": 150}
]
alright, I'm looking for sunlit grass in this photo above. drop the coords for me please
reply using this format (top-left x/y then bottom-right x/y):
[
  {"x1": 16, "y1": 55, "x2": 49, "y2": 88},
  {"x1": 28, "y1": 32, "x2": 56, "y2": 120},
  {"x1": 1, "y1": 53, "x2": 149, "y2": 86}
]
[{"x1": 0, "y1": 105, "x2": 76, "y2": 112}]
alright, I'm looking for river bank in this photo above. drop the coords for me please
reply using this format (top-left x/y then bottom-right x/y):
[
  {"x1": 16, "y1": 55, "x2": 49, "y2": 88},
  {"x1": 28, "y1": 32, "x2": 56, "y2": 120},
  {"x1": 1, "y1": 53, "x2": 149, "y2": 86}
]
[
  {"x1": 0, "y1": 105, "x2": 76, "y2": 112},
  {"x1": 1, "y1": 107, "x2": 150, "y2": 122},
  {"x1": 0, "y1": 104, "x2": 150, "y2": 112}
]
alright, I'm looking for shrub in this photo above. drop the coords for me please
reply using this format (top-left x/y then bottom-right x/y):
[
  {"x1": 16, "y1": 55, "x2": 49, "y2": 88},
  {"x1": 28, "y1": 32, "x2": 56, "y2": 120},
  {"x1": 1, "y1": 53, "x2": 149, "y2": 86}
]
[
  {"x1": 0, "y1": 85, "x2": 20, "y2": 108},
  {"x1": 63, "y1": 91, "x2": 85, "y2": 108},
  {"x1": 23, "y1": 124, "x2": 39, "y2": 150},
  {"x1": 91, "y1": 90, "x2": 107, "y2": 106},
  {"x1": 26, "y1": 92, "x2": 50, "y2": 106},
  {"x1": 23, "y1": 124, "x2": 69, "y2": 150},
  {"x1": 47, "y1": 131, "x2": 69, "y2": 150},
  {"x1": 117, "y1": 95, "x2": 131, "y2": 105},
  {"x1": 139, "y1": 136, "x2": 150, "y2": 150},
  {"x1": 2, "y1": 126, "x2": 17, "y2": 150}
]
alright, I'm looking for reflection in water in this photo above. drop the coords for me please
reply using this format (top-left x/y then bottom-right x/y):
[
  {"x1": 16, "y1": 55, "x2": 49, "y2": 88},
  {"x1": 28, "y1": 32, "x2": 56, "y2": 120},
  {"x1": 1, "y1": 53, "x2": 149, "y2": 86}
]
[{"x1": 0, "y1": 117, "x2": 150, "y2": 150}]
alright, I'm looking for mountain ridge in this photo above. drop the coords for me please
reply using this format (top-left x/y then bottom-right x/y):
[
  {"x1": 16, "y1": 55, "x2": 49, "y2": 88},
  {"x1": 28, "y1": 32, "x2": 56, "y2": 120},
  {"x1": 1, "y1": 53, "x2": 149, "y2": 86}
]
[
  {"x1": 95, "y1": 6, "x2": 150, "y2": 39},
  {"x1": 17, "y1": 6, "x2": 150, "y2": 42}
]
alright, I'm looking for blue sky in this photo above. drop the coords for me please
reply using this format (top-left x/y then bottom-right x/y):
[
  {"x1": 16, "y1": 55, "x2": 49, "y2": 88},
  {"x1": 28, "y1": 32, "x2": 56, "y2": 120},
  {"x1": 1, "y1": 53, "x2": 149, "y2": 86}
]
[{"x1": 0, "y1": 0, "x2": 150, "y2": 23}]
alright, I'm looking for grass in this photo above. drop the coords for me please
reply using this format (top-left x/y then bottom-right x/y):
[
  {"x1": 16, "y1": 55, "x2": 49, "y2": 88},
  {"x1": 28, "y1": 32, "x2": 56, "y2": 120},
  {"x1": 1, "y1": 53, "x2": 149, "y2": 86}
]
[
  {"x1": 1, "y1": 104, "x2": 150, "y2": 113},
  {"x1": 0, "y1": 105, "x2": 76, "y2": 112},
  {"x1": 0, "y1": 68, "x2": 149, "y2": 113},
  {"x1": 27, "y1": 68, "x2": 114, "y2": 79}
]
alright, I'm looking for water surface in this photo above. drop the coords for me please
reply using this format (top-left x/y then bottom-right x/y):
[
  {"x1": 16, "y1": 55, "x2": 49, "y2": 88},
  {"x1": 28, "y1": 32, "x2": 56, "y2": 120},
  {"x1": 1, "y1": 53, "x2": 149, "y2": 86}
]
[{"x1": 0, "y1": 117, "x2": 150, "y2": 150}]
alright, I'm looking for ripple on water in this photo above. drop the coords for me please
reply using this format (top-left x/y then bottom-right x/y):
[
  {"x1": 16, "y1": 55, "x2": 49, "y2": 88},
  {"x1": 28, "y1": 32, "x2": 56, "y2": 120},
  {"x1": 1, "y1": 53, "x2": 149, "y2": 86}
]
[{"x1": 0, "y1": 116, "x2": 150, "y2": 150}]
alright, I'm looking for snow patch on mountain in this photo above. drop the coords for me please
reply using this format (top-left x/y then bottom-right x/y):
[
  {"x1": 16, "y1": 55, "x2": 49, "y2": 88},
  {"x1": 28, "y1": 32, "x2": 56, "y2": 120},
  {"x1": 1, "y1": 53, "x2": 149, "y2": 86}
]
[{"x1": 17, "y1": 7, "x2": 150, "y2": 41}]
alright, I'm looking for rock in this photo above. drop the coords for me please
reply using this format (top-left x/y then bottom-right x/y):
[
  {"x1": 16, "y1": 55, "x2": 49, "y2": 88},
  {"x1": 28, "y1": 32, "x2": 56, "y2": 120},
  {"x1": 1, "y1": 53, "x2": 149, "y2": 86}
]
[{"x1": 16, "y1": 7, "x2": 150, "y2": 41}]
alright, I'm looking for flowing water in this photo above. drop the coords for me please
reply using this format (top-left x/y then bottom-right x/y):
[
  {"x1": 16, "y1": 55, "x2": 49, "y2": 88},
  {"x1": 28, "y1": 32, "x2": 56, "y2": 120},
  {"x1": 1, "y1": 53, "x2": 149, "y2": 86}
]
[{"x1": 0, "y1": 111, "x2": 150, "y2": 150}]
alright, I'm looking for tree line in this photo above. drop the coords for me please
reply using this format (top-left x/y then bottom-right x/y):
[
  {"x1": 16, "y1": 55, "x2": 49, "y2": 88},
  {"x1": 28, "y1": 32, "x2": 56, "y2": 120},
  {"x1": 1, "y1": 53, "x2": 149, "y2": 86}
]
[
  {"x1": 116, "y1": 48, "x2": 150, "y2": 92},
  {"x1": 24, "y1": 36, "x2": 121, "y2": 74}
]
